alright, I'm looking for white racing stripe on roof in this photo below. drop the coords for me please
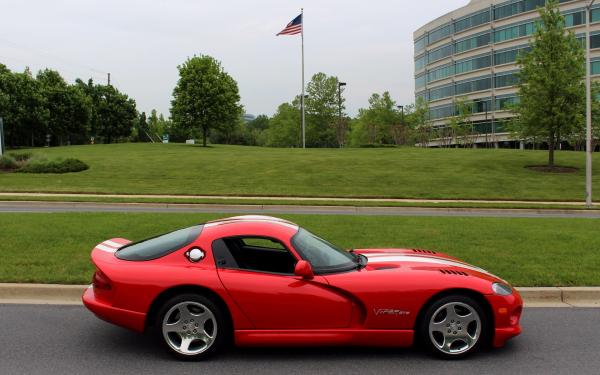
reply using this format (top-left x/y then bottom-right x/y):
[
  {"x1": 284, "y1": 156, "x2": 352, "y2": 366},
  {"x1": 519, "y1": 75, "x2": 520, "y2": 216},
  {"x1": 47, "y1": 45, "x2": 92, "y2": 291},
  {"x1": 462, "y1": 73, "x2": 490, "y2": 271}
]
[
  {"x1": 103, "y1": 240, "x2": 123, "y2": 249},
  {"x1": 96, "y1": 244, "x2": 118, "y2": 253}
]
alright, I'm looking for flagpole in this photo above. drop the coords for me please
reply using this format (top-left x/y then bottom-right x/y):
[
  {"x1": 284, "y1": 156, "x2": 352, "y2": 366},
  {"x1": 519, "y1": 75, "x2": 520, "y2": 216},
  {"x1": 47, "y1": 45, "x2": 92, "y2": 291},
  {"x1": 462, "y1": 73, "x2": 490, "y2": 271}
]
[{"x1": 301, "y1": 8, "x2": 306, "y2": 149}]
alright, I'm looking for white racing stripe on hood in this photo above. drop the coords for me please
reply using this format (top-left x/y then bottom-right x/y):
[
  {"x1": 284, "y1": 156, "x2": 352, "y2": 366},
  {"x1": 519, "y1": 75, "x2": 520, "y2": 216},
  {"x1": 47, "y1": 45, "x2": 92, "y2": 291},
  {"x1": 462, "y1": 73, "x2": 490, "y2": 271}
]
[{"x1": 365, "y1": 254, "x2": 496, "y2": 278}]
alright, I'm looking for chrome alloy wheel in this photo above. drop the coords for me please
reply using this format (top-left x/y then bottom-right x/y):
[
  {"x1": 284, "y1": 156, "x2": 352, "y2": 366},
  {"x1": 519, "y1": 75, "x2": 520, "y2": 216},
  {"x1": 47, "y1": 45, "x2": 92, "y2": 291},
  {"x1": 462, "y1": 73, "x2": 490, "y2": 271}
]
[
  {"x1": 161, "y1": 301, "x2": 217, "y2": 356},
  {"x1": 428, "y1": 301, "x2": 481, "y2": 355}
]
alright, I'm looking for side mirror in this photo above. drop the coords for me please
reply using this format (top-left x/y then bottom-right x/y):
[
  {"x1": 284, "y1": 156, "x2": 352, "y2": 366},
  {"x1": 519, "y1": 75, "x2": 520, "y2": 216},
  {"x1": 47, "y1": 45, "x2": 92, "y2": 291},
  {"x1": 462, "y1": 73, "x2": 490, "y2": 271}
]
[{"x1": 294, "y1": 260, "x2": 314, "y2": 280}]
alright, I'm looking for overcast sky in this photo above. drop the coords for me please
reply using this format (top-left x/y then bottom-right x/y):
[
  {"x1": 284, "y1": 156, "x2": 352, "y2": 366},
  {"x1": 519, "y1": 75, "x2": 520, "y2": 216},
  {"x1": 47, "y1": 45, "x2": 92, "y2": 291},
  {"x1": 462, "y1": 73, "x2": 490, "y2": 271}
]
[{"x1": 0, "y1": 0, "x2": 467, "y2": 117}]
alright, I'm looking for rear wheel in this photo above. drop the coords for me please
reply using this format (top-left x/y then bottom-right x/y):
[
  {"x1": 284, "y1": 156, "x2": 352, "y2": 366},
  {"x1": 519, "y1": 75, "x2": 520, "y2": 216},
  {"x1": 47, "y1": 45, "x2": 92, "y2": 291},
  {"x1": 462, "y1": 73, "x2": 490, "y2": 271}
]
[
  {"x1": 156, "y1": 294, "x2": 227, "y2": 360},
  {"x1": 419, "y1": 294, "x2": 487, "y2": 359}
]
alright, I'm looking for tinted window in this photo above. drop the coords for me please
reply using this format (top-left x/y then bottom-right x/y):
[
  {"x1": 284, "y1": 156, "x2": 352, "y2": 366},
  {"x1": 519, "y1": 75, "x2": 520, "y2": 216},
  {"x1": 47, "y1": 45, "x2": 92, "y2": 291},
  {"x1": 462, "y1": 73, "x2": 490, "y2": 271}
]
[
  {"x1": 213, "y1": 236, "x2": 297, "y2": 274},
  {"x1": 291, "y1": 229, "x2": 356, "y2": 274},
  {"x1": 116, "y1": 225, "x2": 203, "y2": 261}
]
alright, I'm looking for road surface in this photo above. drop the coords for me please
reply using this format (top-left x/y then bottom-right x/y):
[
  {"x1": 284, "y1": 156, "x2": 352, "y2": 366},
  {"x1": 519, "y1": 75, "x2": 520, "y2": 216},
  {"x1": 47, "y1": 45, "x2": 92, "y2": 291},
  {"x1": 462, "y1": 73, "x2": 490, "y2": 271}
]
[{"x1": 1, "y1": 304, "x2": 598, "y2": 374}]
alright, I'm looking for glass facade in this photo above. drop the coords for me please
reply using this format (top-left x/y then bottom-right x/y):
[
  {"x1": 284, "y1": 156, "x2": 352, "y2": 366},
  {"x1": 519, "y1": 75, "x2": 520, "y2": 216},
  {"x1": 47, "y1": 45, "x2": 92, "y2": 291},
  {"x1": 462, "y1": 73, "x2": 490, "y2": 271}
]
[{"x1": 414, "y1": 0, "x2": 596, "y2": 127}]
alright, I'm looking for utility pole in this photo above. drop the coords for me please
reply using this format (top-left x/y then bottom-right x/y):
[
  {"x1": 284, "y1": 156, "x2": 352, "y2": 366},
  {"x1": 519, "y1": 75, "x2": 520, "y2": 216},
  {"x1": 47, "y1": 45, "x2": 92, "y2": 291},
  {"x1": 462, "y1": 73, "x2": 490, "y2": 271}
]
[
  {"x1": 0, "y1": 117, "x2": 5, "y2": 156},
  {"x1": 107, "y1": 72, "x2": 111, "y2": 86},
  {"x1": 586, "y1": 0, "x2": 596, "y2": 208},
  {"x1": 338, "y1": 81, "x2": 346, "y2": 148}
]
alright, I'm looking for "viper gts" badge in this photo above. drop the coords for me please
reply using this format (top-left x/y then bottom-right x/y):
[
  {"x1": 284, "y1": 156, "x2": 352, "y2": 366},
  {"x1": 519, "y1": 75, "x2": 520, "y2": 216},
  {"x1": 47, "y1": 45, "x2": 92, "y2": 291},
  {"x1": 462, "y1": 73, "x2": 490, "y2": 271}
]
[{"x1": 373, "y1": 308, "x2": 410, "y2": 316}]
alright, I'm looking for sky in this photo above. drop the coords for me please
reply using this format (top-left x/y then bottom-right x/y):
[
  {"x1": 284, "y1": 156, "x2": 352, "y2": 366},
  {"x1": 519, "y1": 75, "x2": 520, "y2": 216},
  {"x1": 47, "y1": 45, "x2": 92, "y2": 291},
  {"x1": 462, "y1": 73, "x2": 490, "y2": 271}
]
[{"x1": 0, "y1": 0, "x2": 467, "y2": 117}]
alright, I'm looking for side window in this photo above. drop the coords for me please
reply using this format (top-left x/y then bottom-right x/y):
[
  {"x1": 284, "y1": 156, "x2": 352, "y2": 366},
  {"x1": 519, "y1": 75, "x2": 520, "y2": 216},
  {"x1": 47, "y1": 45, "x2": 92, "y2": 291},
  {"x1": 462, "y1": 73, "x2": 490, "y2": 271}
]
[{"x1": 212, "y1": 236, "x2": 297, "y2": 274}]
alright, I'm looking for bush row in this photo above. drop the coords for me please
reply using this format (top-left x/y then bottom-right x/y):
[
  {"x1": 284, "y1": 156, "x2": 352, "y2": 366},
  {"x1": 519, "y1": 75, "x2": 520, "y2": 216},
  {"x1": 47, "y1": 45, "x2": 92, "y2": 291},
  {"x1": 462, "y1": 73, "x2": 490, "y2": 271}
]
[{"x1": 0, "y1": 154, "x2": 89, "y2": 174}]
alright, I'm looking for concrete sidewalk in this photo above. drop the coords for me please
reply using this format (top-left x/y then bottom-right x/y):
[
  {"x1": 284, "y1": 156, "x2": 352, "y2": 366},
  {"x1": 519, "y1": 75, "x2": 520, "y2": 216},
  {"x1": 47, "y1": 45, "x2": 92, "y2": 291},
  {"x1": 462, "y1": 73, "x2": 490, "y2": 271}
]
[
  {"x1": 1, "y1": 283, "x2": 598, "y2": 307},
  {"x1": 0, "y1": 191, "x2": 596, "y2": 206},
  {"x1": 2, "y1": 200, "x2": 600, "y2": 218}
]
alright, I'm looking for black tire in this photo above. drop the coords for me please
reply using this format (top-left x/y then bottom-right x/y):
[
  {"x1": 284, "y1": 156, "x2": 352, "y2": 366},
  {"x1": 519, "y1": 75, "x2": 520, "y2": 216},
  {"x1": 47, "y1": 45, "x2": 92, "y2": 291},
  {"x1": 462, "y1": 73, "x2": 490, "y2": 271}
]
[
  {"x1": 155, "y1": 293, "x2": 228, "y2": 360},
  {"x1": 418, "y1": 294, "x2": 488, "y2": 359}
]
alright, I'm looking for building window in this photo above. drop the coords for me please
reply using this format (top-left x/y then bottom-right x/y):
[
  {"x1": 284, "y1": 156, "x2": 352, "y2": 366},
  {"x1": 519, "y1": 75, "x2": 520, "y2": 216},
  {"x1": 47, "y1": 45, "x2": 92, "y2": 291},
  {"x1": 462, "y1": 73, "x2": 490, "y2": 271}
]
[
  {"x1": 494, "y1": 72, "x2": 520, "y2": 88},
  {"x1": 455, "y1": 76, "x2": 492, "y2": 95},
  {"x1": 591, "y1": 33, "x2": 600, "y2": 49},
  {"x1": 494, "y1": 46, "x2": 530, "y2": 65},
  {"x1": 428, "y1": 23, "x2": 453, "y2": 45},
  {"x1": 592, "y1": 60, "x2": 600, "y2": 75},
  {"x1": 430, "y1": 104, "x2": 456, "y2": 120},
  {"x1": 427, "y1": 63, "x2": 455, "y2": 82},
  {"x1": 495, "y1": 95, "x2": 520, "y2": 110},
  {"x1": 415, "y1": 36, "x2": 427, "y2": 54},
  {"x1": 494, "y1": 21, "x2": 536, "y2": 43},
  {"x1": 415, "y1": 73, "x2": 427, "y2": 89},
  {"x1": 428, "y1": 83, "x2": 455, "y2": 101},
  {"x1": 455, "y1": 54, "x2": 492, "y2": 74},
  {"x1": 428, "y1": 43, "x2": 453, "y2": 62},
  {"x1": 564, "y1": 11, "x2": 584, "y2": 27},
  {"x1": 455, "y1": 32, "x2": 491, "y2": 54},
  {"x1": 415, "y1": 54, "x2": 427, "y2": 71},
  {"x1": 454, "y1": 10, "x2": 491, "y2": 33}
]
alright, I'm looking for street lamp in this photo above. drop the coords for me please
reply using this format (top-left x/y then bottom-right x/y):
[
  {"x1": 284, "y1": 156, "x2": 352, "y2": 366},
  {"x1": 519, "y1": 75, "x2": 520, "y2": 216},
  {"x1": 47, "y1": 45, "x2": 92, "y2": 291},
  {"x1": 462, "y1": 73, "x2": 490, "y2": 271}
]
[
  {"x1": 397, "y1": 105, "x2": 405, "y2": 124},
  {"x1": 586, "y1": 0, "x2": 596, "y2": 208}
]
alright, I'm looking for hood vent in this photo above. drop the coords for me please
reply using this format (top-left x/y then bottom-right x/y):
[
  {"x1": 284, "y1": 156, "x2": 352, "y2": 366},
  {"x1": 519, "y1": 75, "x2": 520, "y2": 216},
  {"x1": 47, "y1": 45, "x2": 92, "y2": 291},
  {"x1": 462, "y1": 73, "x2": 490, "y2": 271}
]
[
  {"x1": 412, "y1": 249, "x2": 437, "y2": 254},
  {"x1": 439, "y1": 269, "x2": 468, "y2": 276}
]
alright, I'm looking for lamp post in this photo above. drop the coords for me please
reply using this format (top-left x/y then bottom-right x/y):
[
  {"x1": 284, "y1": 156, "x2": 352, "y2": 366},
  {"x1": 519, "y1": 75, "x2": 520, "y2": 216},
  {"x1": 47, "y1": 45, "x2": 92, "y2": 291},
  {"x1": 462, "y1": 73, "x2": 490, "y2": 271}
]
[
  {"x1": 338, "y1": 81, "x2": 346, "y2": 125},
  {"x1": 397, "y1": 105, "x2": 405, "y2": 125},
  {"x1": 337, "y1": 81, "x2": 346, "y2": 148},
  {"x1": 586, "y1": 0, "x2": 596, "y2": 208}
]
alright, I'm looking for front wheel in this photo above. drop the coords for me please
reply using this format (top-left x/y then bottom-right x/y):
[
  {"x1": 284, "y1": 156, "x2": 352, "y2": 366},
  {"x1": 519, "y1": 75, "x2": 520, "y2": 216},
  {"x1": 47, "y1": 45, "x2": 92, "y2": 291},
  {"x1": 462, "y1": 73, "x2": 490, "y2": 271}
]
[
  {"x1": 157, "y1": 294, "x2": 227, "y2": 360},
  {"x1": 419, "y1": 294, "x2": 488, "y2": 359}
]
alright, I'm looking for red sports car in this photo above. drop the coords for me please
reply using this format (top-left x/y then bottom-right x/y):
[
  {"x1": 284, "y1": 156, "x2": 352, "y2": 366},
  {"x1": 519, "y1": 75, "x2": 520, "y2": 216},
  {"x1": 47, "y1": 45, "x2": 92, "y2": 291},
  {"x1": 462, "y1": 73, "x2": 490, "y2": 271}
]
[{"x1": 83, "y1": 215, "x2": 522, "y2": 360}]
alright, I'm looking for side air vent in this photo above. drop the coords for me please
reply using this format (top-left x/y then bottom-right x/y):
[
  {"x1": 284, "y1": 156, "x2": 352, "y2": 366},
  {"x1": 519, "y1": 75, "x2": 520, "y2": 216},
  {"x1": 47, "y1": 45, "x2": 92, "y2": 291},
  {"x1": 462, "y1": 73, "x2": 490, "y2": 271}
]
[
  {"x1": 439, "y1": 269, "x2": 468, "y2": 276},
  {"x1": 412, "y1": 248, "x2": 437, "y2": 254}
]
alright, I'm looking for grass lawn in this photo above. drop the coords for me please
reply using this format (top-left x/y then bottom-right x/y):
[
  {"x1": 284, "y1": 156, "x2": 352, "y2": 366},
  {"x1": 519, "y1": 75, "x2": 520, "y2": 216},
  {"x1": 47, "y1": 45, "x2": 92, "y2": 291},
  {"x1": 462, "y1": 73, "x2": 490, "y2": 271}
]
[
  {"x1": 1, "y1": 212, "x2": 599, "y2": 286},
  {"x1": 1, "y1": 143, "x2": 600, "y2": 201}
]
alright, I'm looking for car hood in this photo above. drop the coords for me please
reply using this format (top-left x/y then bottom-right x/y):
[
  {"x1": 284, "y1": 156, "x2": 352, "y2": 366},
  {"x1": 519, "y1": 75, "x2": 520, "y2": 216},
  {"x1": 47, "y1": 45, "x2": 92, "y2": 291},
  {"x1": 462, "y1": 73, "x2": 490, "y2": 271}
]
[{"x1": 354, "y1": 248, "x2": 504, "y2": 283}]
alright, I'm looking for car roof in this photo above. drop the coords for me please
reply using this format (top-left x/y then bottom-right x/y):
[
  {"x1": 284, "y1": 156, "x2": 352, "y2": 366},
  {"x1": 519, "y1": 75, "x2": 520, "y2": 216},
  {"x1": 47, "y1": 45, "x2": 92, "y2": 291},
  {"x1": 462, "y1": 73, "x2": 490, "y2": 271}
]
[{"x1": 205, "y1": 215, "x2": 298, "y2": 229}]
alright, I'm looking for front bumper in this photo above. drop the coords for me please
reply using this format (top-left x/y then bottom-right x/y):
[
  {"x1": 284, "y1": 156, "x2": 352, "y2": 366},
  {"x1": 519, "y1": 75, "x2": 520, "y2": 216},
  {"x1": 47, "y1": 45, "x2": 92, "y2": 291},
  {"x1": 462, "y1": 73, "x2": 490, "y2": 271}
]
[
  {"x1": 82, "y1": 286, "x2": 146, "y2": 332},
  {"x1": 487, "y1": 290, "x2": 523, "y2": 348}
]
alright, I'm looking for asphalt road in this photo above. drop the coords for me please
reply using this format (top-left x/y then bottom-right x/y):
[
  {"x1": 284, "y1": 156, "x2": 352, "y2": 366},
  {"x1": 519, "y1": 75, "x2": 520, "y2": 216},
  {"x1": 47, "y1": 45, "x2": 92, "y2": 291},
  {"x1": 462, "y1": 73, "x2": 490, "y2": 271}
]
[
  {"x1": 0, "y1": 305, "x2": 599, "y2": 375},
  {"x1": 1, "y1": 201, "x2": 600, "y2": 218}
]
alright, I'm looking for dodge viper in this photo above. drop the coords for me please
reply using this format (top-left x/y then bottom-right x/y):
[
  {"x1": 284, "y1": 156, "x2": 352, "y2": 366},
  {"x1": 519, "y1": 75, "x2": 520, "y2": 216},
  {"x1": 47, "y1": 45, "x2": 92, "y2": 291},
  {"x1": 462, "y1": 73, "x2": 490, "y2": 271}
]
[{"x1": 83, "y1": 215, "x2": 522, "y2": 360}]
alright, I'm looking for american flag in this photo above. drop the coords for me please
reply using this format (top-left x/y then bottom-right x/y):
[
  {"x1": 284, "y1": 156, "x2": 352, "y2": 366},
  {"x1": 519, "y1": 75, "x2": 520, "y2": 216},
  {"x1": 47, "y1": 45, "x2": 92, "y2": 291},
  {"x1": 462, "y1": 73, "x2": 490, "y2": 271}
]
[{"x1": 276, "y1": 14, "x2": 302, "y2": 36}]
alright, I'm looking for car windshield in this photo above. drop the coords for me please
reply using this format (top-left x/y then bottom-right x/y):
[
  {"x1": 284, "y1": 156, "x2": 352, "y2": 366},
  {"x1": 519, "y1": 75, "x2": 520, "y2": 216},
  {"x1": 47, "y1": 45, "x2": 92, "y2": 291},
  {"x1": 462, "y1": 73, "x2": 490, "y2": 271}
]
[{"x1": 291, "y1": 228, "x2": 357, "y2": 274}]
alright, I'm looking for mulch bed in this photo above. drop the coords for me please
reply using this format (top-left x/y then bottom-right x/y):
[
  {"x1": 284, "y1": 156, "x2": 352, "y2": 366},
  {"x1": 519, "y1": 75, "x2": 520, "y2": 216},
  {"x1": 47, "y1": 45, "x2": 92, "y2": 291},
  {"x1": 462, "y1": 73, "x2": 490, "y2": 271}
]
[{"x1": 525, "y1": 165, "x2": 579, "y2": 173}]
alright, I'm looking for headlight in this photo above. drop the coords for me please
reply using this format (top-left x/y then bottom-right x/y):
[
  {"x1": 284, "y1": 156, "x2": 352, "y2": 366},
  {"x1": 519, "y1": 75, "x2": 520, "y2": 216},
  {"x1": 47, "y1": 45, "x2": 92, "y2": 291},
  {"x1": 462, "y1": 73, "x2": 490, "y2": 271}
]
[{"x1": 492, "y1": 282, "x2": 513, "y2": 296}]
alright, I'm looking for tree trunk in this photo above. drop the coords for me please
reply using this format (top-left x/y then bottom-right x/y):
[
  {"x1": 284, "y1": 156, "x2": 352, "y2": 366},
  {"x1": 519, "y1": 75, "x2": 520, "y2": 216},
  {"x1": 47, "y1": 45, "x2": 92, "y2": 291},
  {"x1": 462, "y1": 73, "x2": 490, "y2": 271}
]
[
  {"x1": 202, "y1": 127, "x2": 207, "y2": 147},
  {"x1": 548, "y1": 131, "x2": 555, "y2": 167}
]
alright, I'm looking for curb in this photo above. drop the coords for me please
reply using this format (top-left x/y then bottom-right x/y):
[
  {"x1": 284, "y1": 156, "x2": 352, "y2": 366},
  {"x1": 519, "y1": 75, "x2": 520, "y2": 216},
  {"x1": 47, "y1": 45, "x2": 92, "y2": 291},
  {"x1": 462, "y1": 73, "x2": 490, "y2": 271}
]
[{"x1": 1, "y1": 283, "x2": 600, "y2": 307}]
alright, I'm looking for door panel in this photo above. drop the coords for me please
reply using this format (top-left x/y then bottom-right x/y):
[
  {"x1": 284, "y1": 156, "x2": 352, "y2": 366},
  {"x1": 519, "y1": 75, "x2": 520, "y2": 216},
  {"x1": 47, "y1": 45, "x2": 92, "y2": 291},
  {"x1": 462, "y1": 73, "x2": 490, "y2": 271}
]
[{"x1": 217, "y1": 268, "x2": 353, "y2": 329}]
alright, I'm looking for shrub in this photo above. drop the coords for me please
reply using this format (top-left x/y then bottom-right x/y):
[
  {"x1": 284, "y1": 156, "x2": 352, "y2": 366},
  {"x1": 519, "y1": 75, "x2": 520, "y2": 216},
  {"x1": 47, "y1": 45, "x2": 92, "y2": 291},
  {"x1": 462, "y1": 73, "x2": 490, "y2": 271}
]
[
  {"x1": 18, "y1": 158, "x2": 89, "y2": 174},
  {"x1": 0, "y1": 155, "x2": 19, "y2": 170},
  {"x1": 9, "y1": 152, "x2": 33, "y2": 162}
]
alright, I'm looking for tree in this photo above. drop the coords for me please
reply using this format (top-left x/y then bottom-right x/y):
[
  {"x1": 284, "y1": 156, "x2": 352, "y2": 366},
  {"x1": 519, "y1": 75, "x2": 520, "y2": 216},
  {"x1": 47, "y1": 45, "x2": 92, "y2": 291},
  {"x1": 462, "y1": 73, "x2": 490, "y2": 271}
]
[
  {"x1": 348, "y1": 91, "x2": 402, "y2": 146},
  {"x1": 37, "y1": 69, "x2": 91, "y2": 145},
  {"x1": 305, "y1": 73, "x2": 342, "y2": 147},
  {"x1": 136, "y1": 111, "x2": 148, "y2": 142},
  {"x1": 412, "y1": 97, "x2": 432, "y2": 147},
  {"x1": 171, "y1": 55, "x2": 242, "y2": 147},
  {"x1": 76, "y1": 79, "x2": 137, "y2": 144},
  {"x1": 267, "y1": 103, "x2": 300, "y2": 147},
  {"x1": 513, "y1": 0, "x2": 584, "y2": 167},
  {"x1": 1, "y1": 67, "x2": 48, "y2": 147}
]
